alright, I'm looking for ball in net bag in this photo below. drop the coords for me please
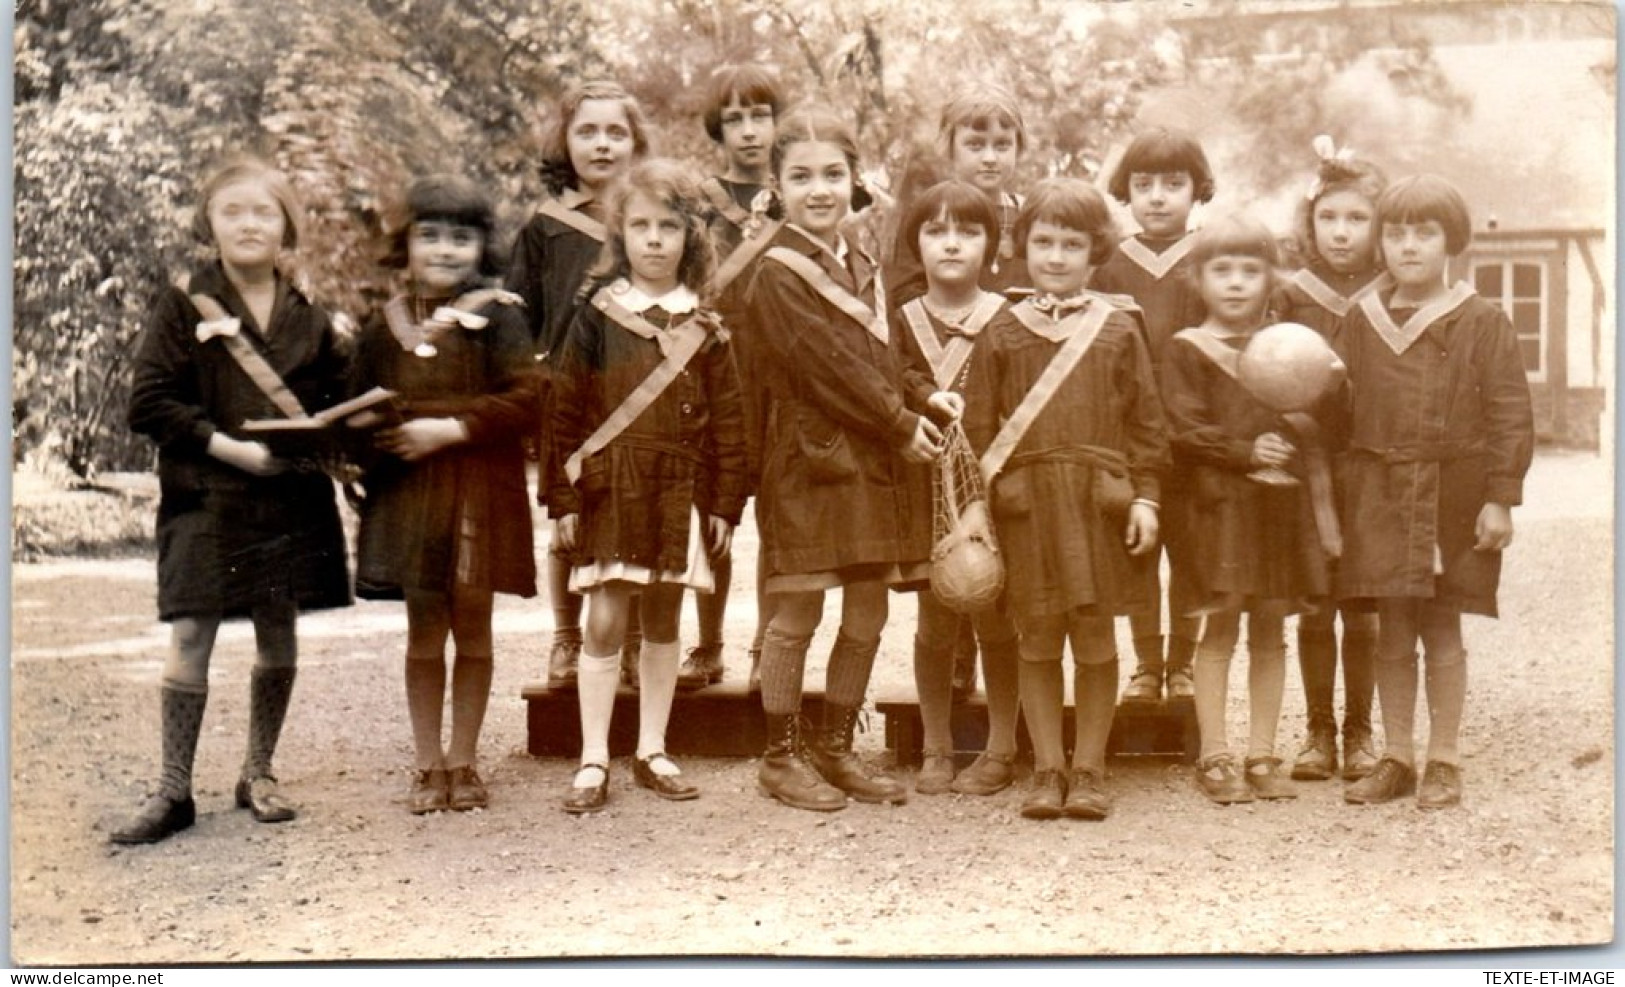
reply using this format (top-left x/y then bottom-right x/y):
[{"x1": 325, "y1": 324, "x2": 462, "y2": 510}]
[{"x1": 930, "y1": 498, "x2": 1004, "y2": 612}]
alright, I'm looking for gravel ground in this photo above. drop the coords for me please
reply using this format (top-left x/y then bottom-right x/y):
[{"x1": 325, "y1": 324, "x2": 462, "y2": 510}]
[{"x1": 6, "y1": 451, "x2": 1615, "y2": 964}]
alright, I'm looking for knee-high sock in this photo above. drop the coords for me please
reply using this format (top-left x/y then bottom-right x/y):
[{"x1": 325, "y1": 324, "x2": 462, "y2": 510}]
[
  {"x1": 243, "y1": 667, "x2": 296, "y2": 780},
  {"x1": 1297, "y1": 612, "x2": 1338, "y2": 730},
  {"x1": 404, "y1": 656, "x2": 447, "y2": 771},
  {"x1": 447, "y1": 654, "x2": 493, "y2": 769},
  {"x1": 1424, "y1": 650, "x2": 1467, "y2": 767},
  {"x1": 981, "y1": 636, "x2": 1021, "y2": 757},
  {"x1": 1193, "y1": 644, "x2": 1234, "y2": 761},
  {"x1": 758, "y1": 627, "x2": 812, "y2": 716},
  {"x1": 913, "y1": 632, "x2": 956, "y2": 755},
  {"x1": 637, "y1": 638, "x2": 682, "y2": 760},
  {"x1": 576, "y1": 648, "x2": 620, "y2": 767},
  {"x1": 158, "y1": 682, "x2": 208, "y2": 801},
  {"x1": 1071, "y1": 660, "x2": 1118, "y2": 773},
  {"x1": 824, "y1": 632, "x2": 880, "y2": 710},
  {"x1": 548, "y1": 552, "x2": 582, "y2": 643},
  {"x1": 695, "y1": 553, "x2": 732, "y2": 650},
  {"x1": 1374, "y1": 651, "x2": 1420, "y2": 766},
  {"x1": 1341, "y1": 611, "x2": 1378, "y2": 738},
  {"x1": 1018, "y1": 659, "x2": 1066, "y2": 773},
  {"x1": 1246, "y1": 641, "x2": 1287, "y2": 760}
]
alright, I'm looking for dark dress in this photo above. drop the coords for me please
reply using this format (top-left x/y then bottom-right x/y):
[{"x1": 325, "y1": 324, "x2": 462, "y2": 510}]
[
  {"x1": 703, "y1": 177, "x2": 779, "y2": 489},
  {"x1": 546, "y1": 281, "x2": 749, "y2": 580},
  {"x1": 1273, "y1": 264, "x2": 1387, "y2": 338},
  {"x1": 350, "y1": 289, "x2": 540, "y2": 600},
  {"x1": 128, "y1": 263, "x2": 352, "y2": 622},
  {"x1": 1161, "y1": 327, "x2": 1332, "y2": 614},
  {"x1": 1089, "y1": 233, "x2": 1208, "y2": 380},
  {"x1": 1333, "y1": 286, "x2": 1535, "y2": 616},
  {"x1": 961, "y1": 297, "x2": 1169, "y2": 625},
  {"x1": 505, "y1": 187, "x2": 609, "y2": 359},
  {"x1": 744, "y1": 225, "x2": 934, "y2": 589}
]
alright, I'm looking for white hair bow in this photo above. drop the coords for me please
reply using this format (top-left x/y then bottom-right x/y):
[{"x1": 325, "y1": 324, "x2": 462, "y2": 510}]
[{"x1": 1305, "y1": 135, "x2": 1358, "y2": 201}]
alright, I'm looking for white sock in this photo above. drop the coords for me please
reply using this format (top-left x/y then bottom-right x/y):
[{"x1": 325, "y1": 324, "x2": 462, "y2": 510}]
[
  {"x1": 576, "y1": 647, "x2": 619, "y2": 774},
  {"x1": 637, "y1": 638, "x2": 682, "y2": 771}
]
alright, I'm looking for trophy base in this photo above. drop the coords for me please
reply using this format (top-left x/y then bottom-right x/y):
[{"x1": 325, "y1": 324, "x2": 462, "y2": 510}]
[{"x1": 1247, "y1": 466, "x2": 1300, "y2": 487}]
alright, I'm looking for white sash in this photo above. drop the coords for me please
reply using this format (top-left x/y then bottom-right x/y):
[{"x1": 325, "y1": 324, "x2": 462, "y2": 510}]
[
  {"x1": 1290, "y1": 269, "x2": 1392, "y2": 319},
  {"x1": 900, "y1": 293, "x2": 1003, "y2": 390}
]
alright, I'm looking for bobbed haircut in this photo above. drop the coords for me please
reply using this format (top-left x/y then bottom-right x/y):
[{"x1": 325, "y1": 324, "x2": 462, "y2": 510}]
[
  {"x1": 381, "y1": 174, "x2": 504, "y2": 278},
  {"x1": 1376, "y1": 174, "x2": 1473, "y2": 255},
  {"x1": 590, "y1": 158, "x2": 717, "y2": 294},
  {"x1": 1186, "y1": 213, "x2": 1283, "y2": 301},
  {"x1": 539, "y1": 80, "x2": 652, "y2": 196},
  {"x1": 193, "y1": 155, "x2": 303, "y2": 250},
  {"x1": 1012, "y1": 177, "x2": 1119, "y2": 267},
  {"x1": 770, "y1": 103, "x2": 873, "y2": 211},
  {"x1": 897, "y1": 180, "x2": 1000, "y2": 269},
  {"x1": 703, "y1": 64, "x2": 784, "y2": 143},
  {"x1": 934, "y1": 83, "x2": 1028, "y2": 158},
  {"x1": 1295, "y1": 154, "x2": 1388, "y2": 268},
  {"x1": 1107, "y1": 127, "x2": 1217, "y2": 205}
]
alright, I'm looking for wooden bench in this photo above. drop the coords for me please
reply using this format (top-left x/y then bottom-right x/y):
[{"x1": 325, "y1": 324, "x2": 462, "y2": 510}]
[{"x1": 523, "y1": 681, "x2": 1197, "y2": 762}]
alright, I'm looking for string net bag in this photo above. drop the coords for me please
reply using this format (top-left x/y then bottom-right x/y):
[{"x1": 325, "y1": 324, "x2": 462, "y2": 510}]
[{"x1": 929, "y1": 421, "x2": 1004, "y2": 612}]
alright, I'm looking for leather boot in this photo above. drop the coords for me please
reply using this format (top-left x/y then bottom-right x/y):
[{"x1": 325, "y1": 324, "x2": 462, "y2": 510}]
[
  {"x1": 1341, "y1": 616, "x2": 1379, "y2": 780},
  {"x1": 809, "y1": 702, "x2": 907, "y2": 804},
  {"x1": 757, "y1": 713, "x2": 845, "y2": 812}
]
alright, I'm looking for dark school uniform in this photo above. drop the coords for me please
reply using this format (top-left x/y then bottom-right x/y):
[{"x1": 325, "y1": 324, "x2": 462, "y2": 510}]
[
  {"x1": 743, "y1": 224, "x2": 933, "y2": 590},
  {"x1": 1161, "y1": 326, "x2": 1334, "y2": 614},
  {"x1": 1089, "y1": 232, "x2": 1207, "y2": 379},
  {"x1": 1273, "y1": 263, "x2": 1389, "y2": 339},
  {"x1": 961, "y1": 295, "x2": 1169, "y2": 626},
  {"x1": 350, "y1": 287, "x2": 540, "y2": 600},
  {"x1": 128, "y1": 263, "x2": 352, "y2": 621},
  {"x1": 1333, "y1": 284, "x2": 1535, "y2": 617},
  {"x1": 546, "y1": 281, "x2": 748, "y2": 578}
]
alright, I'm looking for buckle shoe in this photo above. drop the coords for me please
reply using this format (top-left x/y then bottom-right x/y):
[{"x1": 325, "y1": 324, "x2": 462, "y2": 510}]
[
  {"x1": 633, "y1": 754, "x2": 700, "y2": 801},
  {"x1": 563, "y1": 763, "x2": 610, "y2": 814},
  {"x1": 408, "y1": 768, "x2": 450, "y2": 815},
  {"x1": 1195, "y1": 754, "x2": 1255, "y2": 805},
  {"x1": 1245, "y1": 756, "x2": 1298, "y2": 800}
]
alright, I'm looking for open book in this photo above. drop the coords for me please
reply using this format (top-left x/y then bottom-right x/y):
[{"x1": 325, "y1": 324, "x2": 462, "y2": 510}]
[{"x1": 240, "y1": 386, "x2": 401, "y2": 459}]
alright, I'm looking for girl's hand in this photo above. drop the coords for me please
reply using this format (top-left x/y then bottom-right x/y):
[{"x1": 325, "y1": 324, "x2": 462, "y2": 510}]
[
  {"x1": 207, "y1": 433, "x2": 286, "y2": 477},
  {"x1": 707, "y1": 515, "x2": 734, "y2": 558},
  {"x1": 902, "y1": 416, "x2": 945, "y2": 464},
  {"x1": 1124, "y1": 502, "x2": 1159, "y2": 556},
  {"x1": 926, "y1": 391, "x2": 964, "y2": 425},
  {"x1": 1474, "y1": 502, "x2": 1514, "y2": 551},
  {"x1": 554, "y1": 514, "x2": 580, "y2": 554},
  {"x1": 1250, "y1": 432, "x2": 1296, "y2": 469},
  {"x1": 379, "y1": 418, "x2": 467, "y2": 462}
]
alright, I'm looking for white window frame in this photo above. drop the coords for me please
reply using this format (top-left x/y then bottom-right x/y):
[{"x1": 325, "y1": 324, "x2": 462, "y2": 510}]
[{"x1": 1471, "y1": 256, "x2": 1549, "y2": 383}]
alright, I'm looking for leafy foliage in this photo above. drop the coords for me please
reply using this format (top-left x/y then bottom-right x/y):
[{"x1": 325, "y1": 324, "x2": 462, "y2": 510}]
[{"x1": 15, "y1": 0, "x2": 1481, "y2": 478}]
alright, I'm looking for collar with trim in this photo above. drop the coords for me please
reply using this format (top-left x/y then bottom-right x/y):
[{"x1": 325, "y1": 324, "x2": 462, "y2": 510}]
[{"x1": 608, "y1": 278, "x2": 699, "y2": 316}]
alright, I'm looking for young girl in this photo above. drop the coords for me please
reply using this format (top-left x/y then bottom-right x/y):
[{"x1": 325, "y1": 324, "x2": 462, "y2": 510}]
[
  {"x1": 351, "y1": 175, "x2": 539, "y2": 814},
  {"x1": 507, "y1": 80, "x2": 651, "y2": 693},
  {"x1": 678, "y1": 62, "x2": 786, "y2": 693},
  {"x1": 892, "y1": 180, "x2": 1021, "y2": 796},
  {"x1": 1277, "y1": 138, "x2": 1390, "y2": 784},
  {"x1": 1337, "y1": 175, "x2": 1533, "y2": 809},
  {"x1": 962, "y1": 178, "x2": 1168, "y2": 821},
  {"x1": 1093, "y1": 127, "x2": 1215, "y2": 705},
  {"x1": 117, "y1": 156, "x2": 352, "y2": 843},
  {"x1": 547, "y1": 159, "x2": 749, "y2": 812},
  {"x1": 744, "y1": 104, "x2": 954, "y2": 813},
  {"x1": 1162, "y1": 216, "x2": 1338, "y2": 805},
  {"x1": 890, "y1": 83, "x2": 1031, "y2": 306}
]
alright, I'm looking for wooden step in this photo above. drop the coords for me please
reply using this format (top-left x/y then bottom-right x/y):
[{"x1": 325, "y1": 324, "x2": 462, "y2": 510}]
[
  {"x1": 873, "y1": 691, "x2": 1199, "y2": 764},
  {"x1": 523, "y1": 681, "x2": 1198, "y2": 762},
  {"x1": 522, "y1": 680, "x2": 827, "y2": 758}
]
